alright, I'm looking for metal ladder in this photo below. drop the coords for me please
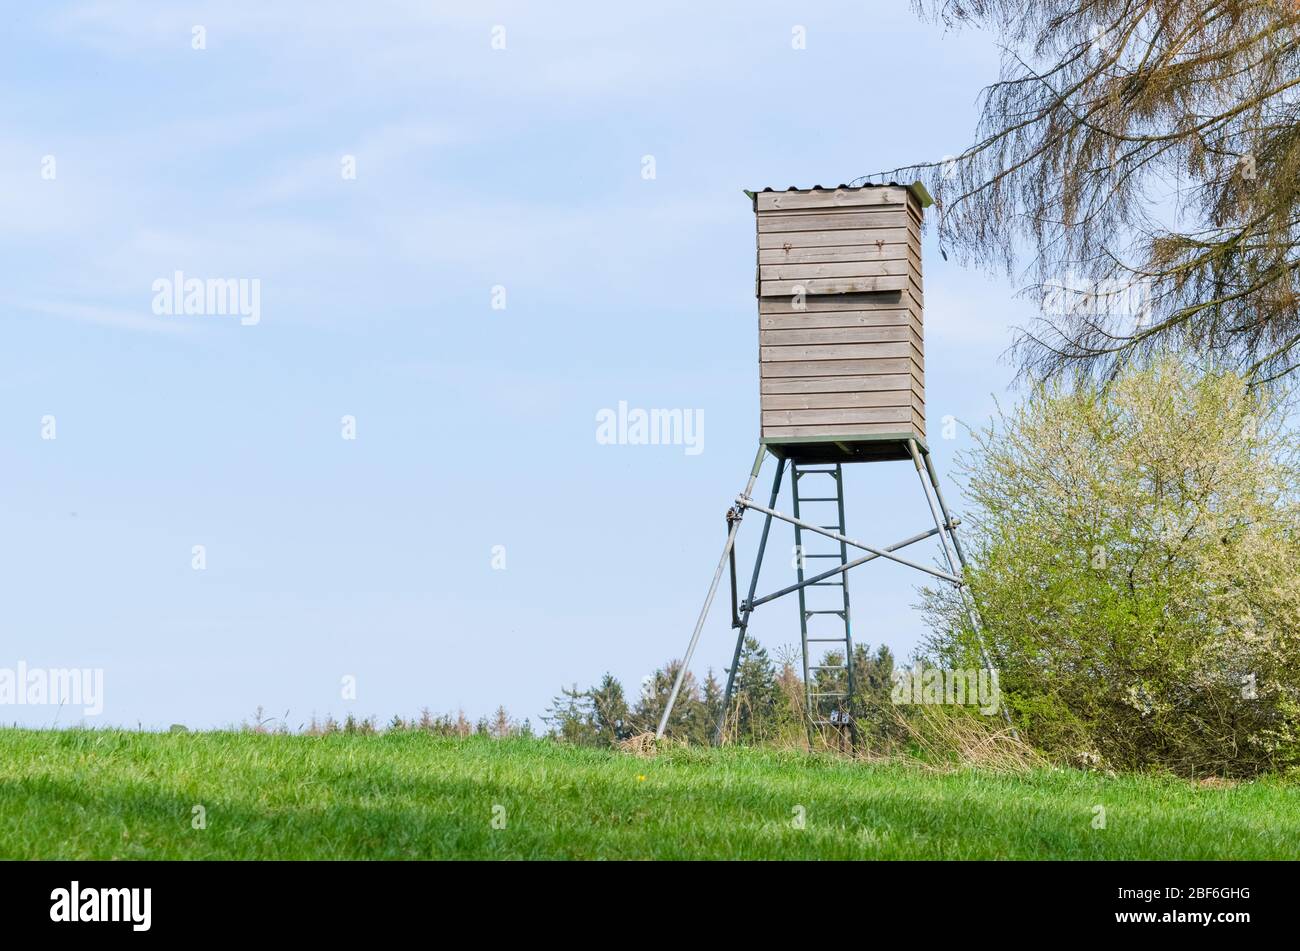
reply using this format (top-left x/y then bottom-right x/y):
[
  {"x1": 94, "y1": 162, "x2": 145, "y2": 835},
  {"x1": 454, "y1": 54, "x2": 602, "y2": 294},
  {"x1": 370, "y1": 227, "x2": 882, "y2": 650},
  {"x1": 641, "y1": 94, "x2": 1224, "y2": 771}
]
[{"x1": 791, "y1": 462, "x2": 855, "y2": 730}]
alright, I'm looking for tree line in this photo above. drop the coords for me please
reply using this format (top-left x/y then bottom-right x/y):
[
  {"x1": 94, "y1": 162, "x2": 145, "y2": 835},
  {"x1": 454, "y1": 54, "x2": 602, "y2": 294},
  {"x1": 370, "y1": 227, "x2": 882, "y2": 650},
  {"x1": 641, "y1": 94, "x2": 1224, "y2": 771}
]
[{"x1": 543, "y1": 638, "x2": 901, "y2": 748}]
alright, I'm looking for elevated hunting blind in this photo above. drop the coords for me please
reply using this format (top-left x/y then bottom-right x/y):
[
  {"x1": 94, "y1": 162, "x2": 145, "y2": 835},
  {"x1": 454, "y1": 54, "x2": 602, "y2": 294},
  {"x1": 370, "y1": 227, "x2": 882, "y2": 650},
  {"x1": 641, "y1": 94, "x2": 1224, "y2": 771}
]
[
  {"x1": 754, "y1": 184, "x2": 928, "y2": 463},
  {"x1": 658, "y1": 179, "x2": 1007, "y2": 746}
]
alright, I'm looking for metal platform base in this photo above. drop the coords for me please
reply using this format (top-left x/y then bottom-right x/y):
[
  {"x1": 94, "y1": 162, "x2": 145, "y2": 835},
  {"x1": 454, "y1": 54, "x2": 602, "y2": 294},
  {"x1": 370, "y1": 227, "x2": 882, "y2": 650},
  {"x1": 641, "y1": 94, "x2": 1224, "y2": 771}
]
[
  {"x1": 761, "y1": 433, "x2": 927, "y2": 465},
  {"x1": 656, "y1": 440, "x2": 1007, "y2": 744}
]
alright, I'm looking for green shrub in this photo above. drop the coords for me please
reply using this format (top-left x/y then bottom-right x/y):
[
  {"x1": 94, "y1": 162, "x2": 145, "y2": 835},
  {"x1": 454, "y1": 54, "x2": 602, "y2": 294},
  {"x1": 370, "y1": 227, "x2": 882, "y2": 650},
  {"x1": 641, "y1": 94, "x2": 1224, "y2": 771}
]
[{"x1": 923, "y1": 358, "x2": 1300, "y2": 776}]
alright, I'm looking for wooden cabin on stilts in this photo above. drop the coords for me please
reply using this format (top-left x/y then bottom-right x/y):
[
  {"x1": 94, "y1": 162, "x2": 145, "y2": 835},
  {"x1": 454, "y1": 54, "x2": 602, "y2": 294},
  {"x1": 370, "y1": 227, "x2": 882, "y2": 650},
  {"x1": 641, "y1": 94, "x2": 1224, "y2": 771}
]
[{"x1": 657, "y1": 181, "x2": 1006, "y2": 745}]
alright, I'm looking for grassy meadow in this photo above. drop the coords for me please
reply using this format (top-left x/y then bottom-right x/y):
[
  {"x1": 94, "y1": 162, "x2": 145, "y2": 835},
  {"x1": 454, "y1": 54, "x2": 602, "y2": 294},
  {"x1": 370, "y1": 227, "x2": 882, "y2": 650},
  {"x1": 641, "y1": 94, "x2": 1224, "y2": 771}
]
[{"x1": 0, "y1": 728, "x2": 1295, "y2": 860}]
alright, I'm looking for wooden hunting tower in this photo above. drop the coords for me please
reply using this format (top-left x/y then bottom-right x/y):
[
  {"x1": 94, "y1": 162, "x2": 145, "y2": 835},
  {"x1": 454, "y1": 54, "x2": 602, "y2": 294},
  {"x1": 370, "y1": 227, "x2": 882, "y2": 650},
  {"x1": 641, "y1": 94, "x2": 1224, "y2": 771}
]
[
  {"x1": 659, "y1": 178, "x2": 1000, "y2": 747},
  {"x1": 750, "y1": 183, "x2": 930, "y2": 463}
]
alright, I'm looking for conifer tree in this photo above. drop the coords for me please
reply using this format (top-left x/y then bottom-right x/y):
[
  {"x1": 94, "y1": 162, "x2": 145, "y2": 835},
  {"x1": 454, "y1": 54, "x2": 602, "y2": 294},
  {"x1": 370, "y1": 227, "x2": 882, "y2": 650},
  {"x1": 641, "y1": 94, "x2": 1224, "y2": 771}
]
[{"x1": 896, "y1": 1, "x2": 1300, "y2": 384}]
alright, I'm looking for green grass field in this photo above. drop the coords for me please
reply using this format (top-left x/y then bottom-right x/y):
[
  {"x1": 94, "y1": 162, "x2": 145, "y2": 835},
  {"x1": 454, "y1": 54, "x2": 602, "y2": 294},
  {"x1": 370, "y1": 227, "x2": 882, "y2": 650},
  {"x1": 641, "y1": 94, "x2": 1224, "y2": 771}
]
[{"x1": 0, "y1": 729, "x2": 1295, "y2": 859}]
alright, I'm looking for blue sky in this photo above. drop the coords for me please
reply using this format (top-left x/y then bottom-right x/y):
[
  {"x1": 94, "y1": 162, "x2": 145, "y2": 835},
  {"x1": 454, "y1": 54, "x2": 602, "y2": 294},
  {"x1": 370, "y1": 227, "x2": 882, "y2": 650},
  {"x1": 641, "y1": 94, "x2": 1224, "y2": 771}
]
[{"x1": 0, "y1": 2, "x2": 1040, "y2": 730}]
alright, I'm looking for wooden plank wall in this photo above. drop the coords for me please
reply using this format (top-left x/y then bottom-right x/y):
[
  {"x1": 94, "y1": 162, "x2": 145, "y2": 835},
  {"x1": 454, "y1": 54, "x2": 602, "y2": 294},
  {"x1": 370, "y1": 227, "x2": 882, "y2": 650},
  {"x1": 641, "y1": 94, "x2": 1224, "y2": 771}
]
[{"x1": 754, "y1": 186, "x2": 925, "y2": 441}]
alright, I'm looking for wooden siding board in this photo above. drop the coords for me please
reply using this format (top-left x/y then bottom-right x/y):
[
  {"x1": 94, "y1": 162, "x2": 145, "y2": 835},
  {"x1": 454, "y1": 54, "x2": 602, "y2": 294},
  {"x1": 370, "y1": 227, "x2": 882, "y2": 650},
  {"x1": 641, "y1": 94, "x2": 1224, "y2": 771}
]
[
  {"x1": 759, "y1": 311, "x2": 920, "y2": 331},
  {"x1": 756, "y1": 211, "x2": 913, "y2": 226},
  {"x1": 760, "y1": 357, "x2": 918, "y2": 379},
  {"x1": 760, "y1": 374, "x2": 914, "y2": 394},
  {"x1": 757, "y1": 291, "x2": 918, "y2": 314},
  {"x1": 761, "y1": 304, "x2": 924, "y2": 327},
  {"x1": 760, "y1": 380, "x2": 924, "y2": 405},
  {"x1": 762, "y1": 407, "x2": 913, "y2": 427},
  {"x1": 758, "y1": 211, "x2": 910, "y2": 233},
  {"x1": 762, "y1": 422, "x2": 926, "y2": 438},
  {"x1": 761, "y1": 389, "x2": 915, "y2": 411},
  {"x1": 761, "y1": 342, "x2": 914, "y2": 362},
  {"x1": 754, "y1": 188, "x2": 907, "y2": 211},
  {"x1": 761, "y1": 275, "x2": 910, "y2": 296},
  {"x1": 758, "y1": 227, "x2": 918, "y2": 250},
  {"x1": 760, "y1": 326, "x2": 911, "y2": 346},
  {"x1": 759, "y1": 259, "x2": 910, "y2": 281},
  {"x1": 757, "y1": 242, "x2": 913, "y2": 265}
]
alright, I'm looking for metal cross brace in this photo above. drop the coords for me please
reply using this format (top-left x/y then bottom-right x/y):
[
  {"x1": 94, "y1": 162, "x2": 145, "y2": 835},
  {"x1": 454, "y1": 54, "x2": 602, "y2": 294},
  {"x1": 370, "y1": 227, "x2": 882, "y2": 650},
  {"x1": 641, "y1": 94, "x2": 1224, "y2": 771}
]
[
  {"x1": 736, "y1": 497, "x2": 963, "y2": 586},
  {"x1": 745, "y1": 525, "x2": 943, "y2": 611}
]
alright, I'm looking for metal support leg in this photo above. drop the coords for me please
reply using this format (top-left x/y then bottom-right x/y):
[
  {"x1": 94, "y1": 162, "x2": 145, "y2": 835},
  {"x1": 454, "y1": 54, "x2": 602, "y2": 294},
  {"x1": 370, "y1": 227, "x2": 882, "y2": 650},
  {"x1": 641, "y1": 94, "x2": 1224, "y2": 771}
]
[
  {"x1": 835, "y1": 465, "x2": 858, "y2": 749},
  {"x1": 714, "y1": 458, "x2": 786, "y2": 744},
  {"x1": 908, "y1": 440, "x2": 1017, "y2": 736},
  {"x1": 657, "y1": 445, "x2": 768, "y2": 738},
  {"x1": 916, "y1": 444, "x2": 998, "y2": 672},
  {"x1": 907, "y1": 440, "x2": 961, "y2": 577},
  {"x1": 921, "y1": 449, "x2": 971, "y2": 568}
]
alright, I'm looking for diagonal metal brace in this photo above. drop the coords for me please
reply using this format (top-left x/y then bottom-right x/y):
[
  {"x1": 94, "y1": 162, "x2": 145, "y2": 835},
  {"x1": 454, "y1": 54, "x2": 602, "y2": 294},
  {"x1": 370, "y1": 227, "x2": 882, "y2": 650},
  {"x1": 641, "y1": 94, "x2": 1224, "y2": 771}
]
[
  {"x1": 656, "y1": 446, "x2": 768, "y2": 738},
  {"x1": 738, "y1": 496, "x2": 964, "y2": 585}
]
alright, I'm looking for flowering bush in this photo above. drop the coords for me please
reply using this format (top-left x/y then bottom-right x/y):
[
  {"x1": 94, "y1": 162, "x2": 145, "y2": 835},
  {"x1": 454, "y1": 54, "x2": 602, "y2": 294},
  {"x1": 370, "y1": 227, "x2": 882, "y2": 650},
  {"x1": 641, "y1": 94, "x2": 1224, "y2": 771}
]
[{"x1": 924, "y1": 359, "x2": 1300, "y2": 776}]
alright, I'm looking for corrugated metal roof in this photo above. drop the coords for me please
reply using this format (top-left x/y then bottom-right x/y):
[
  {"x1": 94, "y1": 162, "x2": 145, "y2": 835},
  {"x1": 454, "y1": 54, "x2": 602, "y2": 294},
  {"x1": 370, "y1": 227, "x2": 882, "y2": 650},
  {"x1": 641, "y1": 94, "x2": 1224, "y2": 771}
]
[
  {"x1": 752, "y1": 182, "x2": 906, "y2": 192},
  {"x1": 745, "y1": 180, "x2": 933, "y2": 207}
]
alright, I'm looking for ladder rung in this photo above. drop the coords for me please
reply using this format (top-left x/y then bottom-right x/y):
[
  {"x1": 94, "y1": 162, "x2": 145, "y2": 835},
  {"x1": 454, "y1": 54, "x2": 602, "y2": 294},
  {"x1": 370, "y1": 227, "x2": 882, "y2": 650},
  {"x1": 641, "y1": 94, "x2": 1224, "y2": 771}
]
[
  {"x1": 797, "y1": 468, "x2": 838, "y2": 474},
  {"x1": 797, "y1": 497, "x2": 839, "y2": 502},
  {"x1": 810, "y1": 581, "x2": 843, "y2": 587},
  {"x1": 805, "y1": 610, "x2": 845, "y2": 616},
  {"x1": 819, "y1": 525, "x2": 843, "y2": 531},
  {"x1": 806, "y1": 637, "x2": 848, "y2": 642},
  {"x1": 810, "y1": 692, "x2": 848, "y2": 698},
  {"x1": 808, "y1": 666, "x2": 848, "y2": 671},
  {"x1": 804, "y1": 554, "x2": 842, "y2": 559}
]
